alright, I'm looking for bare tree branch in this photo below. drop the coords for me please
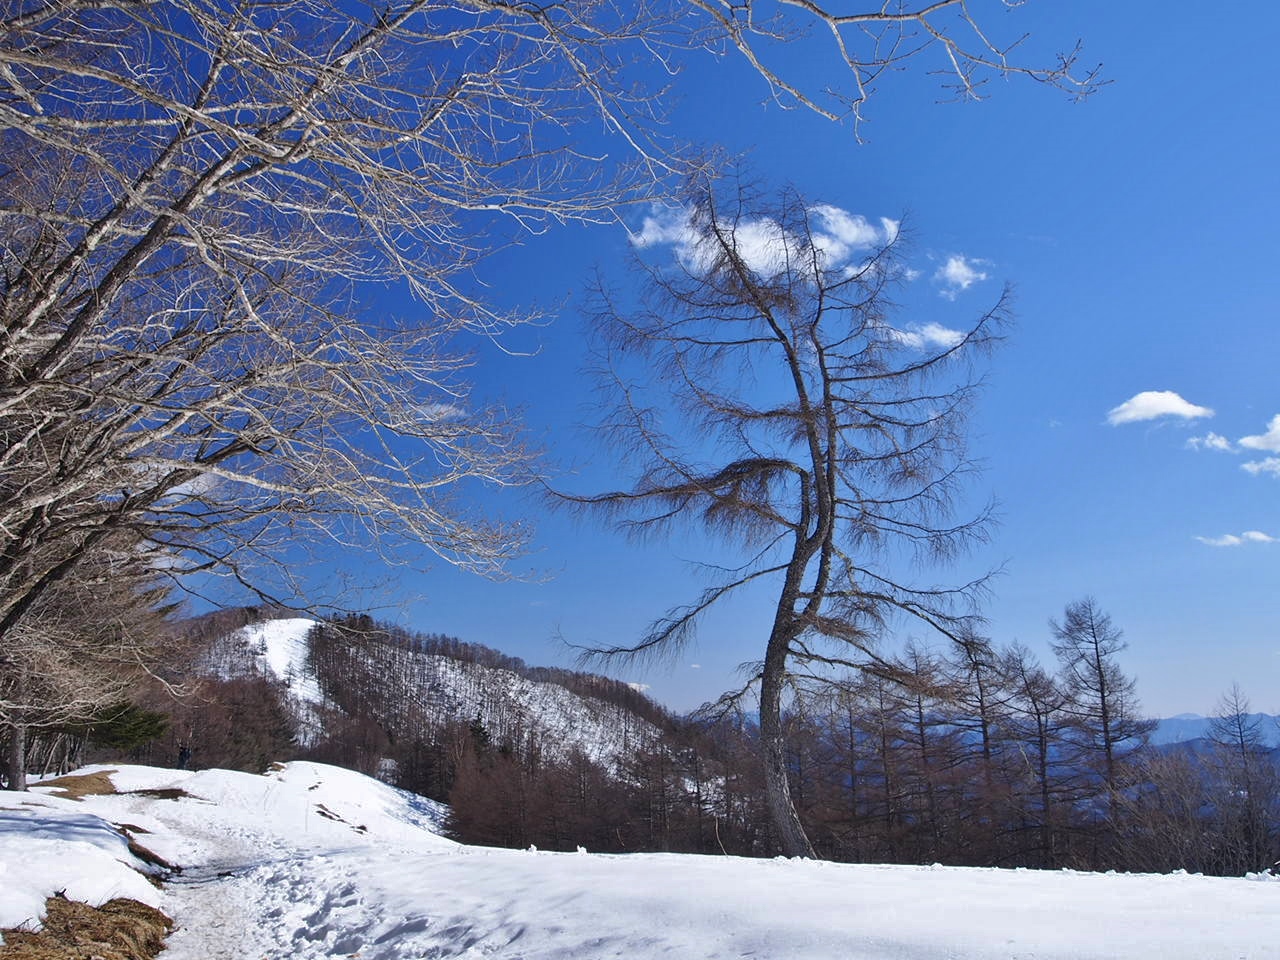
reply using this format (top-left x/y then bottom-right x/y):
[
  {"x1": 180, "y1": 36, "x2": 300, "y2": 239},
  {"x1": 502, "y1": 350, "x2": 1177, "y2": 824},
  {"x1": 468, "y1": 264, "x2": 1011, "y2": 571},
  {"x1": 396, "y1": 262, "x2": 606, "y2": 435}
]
[{"x1": 565, "y1": 182, "x2": 1007, "y2": 856}]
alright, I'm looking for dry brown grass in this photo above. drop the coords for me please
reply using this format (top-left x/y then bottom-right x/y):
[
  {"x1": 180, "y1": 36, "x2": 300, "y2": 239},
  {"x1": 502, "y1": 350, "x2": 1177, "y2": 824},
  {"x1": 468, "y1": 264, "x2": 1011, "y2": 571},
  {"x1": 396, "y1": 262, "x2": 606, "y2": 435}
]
[
  {"x1": 34, "y1": 772, "x2": 119, "y2": 801},
  {"x1": 0, "y1": 896, "x2": 171, "y2": 960},
  {"x1": 37, "y1": 773, "x2": 192, "y2": 805}
]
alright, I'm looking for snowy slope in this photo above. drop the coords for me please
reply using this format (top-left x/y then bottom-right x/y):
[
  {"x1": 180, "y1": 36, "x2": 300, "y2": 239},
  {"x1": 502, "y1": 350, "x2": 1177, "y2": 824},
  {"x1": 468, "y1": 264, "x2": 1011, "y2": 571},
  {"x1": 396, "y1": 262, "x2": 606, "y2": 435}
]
[
  {"x1": 202, "y1": 617, "x2": 664, "y2": 770},
  {"x1": 1, "y1": 762, "x2": 1275, "y2": 959},
  {"x1": 201, "y1": 618, "x2": 324, "y2": 744},
  {"x1": 301, "y1": 619, "x2": 667, "y2": 770},
  {"x1": 239, "y1": 618, "x2": 323, "y2": 706},
  {"x1": 359, "y1": 648, "x2": 664, "y2": 769}
]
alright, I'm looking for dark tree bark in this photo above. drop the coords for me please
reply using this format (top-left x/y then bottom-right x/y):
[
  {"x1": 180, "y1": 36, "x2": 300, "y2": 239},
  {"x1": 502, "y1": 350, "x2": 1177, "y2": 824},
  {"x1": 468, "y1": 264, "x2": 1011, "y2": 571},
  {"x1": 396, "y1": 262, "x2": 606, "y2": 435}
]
[
  {"x1": 566, "y1": 185, "x2": 1007, "y2": 855},
  {"x1": 4, "y1": 719, "x2": 26, "y2": 791}
]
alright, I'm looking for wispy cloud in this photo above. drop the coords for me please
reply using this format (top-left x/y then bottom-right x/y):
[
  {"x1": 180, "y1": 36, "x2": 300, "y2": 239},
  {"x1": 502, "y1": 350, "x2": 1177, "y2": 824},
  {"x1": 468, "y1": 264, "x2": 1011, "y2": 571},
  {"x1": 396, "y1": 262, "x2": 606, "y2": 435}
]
[
  {"x1": 1239, "y1": 414, "x2": 1280, "y2": 453},
  {"x1": 887, "y1": 322, "x2": 966, "y2": 351},
  {"x1": 935, "y1": 255, "x2": 989, "y2": 300},
  {"x1": 631, "y1": 203, "x2": 896, "y2": 280},
  {"x1": 1242, "y1": 457, "x2": 1280, "y2": 478},
  {"x1": 1106, "y1": 390, "x2": 1214, "y2": 426},
  {"x1": 1187, "y1": 432, "x2": 1234, "y2": 452},
  {"x1": 1195, "y1": 530, "x2": 1276, "y2": 547}
]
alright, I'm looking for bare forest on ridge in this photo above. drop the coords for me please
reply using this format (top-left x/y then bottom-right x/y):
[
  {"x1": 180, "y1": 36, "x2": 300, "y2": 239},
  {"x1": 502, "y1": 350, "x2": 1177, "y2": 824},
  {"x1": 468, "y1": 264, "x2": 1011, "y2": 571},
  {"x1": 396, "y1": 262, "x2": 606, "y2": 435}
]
[{"x1": 42, "y1": 607, "x2": 1280, "y2": 878}]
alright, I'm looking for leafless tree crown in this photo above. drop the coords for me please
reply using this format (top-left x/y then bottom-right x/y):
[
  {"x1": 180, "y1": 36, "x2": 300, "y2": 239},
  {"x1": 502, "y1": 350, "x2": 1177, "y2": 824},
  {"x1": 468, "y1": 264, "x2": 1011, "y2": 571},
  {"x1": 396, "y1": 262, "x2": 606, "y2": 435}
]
[
  {"x1": 567, "y1": 185, "x2": 1008, "y2": 855},
  {"x1": 575, "y1": 187, "x2": 1006, "y2": 670},
  {"x1": 0, "y1": 0, "x2": 1094, "y2": 611}
]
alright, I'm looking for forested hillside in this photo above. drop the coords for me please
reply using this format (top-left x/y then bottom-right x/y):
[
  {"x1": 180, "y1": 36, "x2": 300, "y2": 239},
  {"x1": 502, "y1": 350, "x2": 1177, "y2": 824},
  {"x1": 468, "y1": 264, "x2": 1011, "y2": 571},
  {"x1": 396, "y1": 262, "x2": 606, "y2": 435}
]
[{"x1": 33, "y1": 608, "x2": 1277, "y2": 876}]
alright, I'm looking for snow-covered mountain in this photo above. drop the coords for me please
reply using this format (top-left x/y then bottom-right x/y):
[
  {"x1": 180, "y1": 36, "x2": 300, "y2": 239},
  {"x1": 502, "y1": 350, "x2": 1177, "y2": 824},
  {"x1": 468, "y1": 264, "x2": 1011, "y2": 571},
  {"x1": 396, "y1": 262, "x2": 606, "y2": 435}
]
[
  {"x1": 206, "y1": 617, "x2": 326, "y2": 744},
  {"x1": 1151, "y1": 713, "x2": 1280, "y2": 747},
  {"x1": 206, "y1": 615, "x2": 668, "y2": 773}
]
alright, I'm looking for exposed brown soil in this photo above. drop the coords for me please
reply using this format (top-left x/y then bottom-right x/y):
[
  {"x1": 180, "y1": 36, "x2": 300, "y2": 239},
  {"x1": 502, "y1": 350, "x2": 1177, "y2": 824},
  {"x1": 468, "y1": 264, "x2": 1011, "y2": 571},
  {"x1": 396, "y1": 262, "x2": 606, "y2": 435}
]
[
  {"x1": 125, "y1": 788, "x2": 190, "y2": 801},
  {"x1": 0, "y1": 896, "x2": 171, "y2": 960},
  {"x1": 34, "y1": 772, "x2": 119, "y2": 801},
  {"x1": 119, "y1": 831, "x2": 180, "y2": 876}
]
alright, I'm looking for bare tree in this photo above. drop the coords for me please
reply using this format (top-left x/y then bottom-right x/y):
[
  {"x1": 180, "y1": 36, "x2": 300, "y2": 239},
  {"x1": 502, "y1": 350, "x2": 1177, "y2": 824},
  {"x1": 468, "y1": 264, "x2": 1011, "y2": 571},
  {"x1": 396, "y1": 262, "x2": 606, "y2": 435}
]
[
  {"x1": 1, "y1": 544, "x2": 175, "y2": 789},
  {"x1": 567, "y1": 186, "x2": 1006, "y2": 856},
  {"x1": 1206, "y1": 683, "x2": 1278, "y2": 873},
  {"x1": 1049, "y1": 598, "x2": 1153, "y2": 799},
  {"x1": 0, "y1": 0, "x2": 1095, "y2": 786},
  {"x1": 0, "y1": 0, "x2": 1099, "y2": 585},
  {"x1": 1000, "y1": 641, "x2": 1072, "y2": 867}
]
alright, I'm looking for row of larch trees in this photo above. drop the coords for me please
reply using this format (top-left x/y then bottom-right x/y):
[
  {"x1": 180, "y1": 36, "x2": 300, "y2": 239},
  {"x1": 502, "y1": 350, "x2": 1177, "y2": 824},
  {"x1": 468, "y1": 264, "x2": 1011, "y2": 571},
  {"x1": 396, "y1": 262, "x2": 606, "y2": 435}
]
[
  {"x1": 555, "y1": 179, "x2": 1271, "y2": 871},
  {"x1": 777, "y1": 599, "x2": 1157, "y2": 869},
  {"x1": 735, "y1": 598, "x2": 1278, "y2": 875},
  {"x1": 1115, "y1": 683, "x2": 1280, "y2": 876},
  {"x1": 439, "y1": 595, "x2": 1280, "y2": 875},
  {"x1": 0, "y1": 0, "x2": 1097, "y2": 790}
]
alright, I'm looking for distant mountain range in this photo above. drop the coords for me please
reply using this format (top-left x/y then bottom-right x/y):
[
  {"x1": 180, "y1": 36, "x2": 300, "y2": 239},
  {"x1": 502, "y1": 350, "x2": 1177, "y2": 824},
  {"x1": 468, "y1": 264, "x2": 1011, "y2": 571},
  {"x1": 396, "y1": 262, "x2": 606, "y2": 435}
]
[{"x1": 1151, "y1": 713, "x2": 1280, "y2": 748}]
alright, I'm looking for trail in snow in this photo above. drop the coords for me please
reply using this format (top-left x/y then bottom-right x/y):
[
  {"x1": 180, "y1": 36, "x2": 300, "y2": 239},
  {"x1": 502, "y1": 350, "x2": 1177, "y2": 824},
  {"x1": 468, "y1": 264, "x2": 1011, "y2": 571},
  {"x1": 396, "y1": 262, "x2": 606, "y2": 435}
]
[{"x1": 3, "y1": 762, "x2": 1275, "y2": 959}]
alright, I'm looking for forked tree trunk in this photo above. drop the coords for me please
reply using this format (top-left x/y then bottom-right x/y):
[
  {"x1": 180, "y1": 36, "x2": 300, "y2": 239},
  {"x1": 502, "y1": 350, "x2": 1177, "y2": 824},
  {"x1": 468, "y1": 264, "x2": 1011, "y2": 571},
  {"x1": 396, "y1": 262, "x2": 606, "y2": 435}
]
[{"x1": 759, "y1": 629, "x2": 816, "y2": 858}]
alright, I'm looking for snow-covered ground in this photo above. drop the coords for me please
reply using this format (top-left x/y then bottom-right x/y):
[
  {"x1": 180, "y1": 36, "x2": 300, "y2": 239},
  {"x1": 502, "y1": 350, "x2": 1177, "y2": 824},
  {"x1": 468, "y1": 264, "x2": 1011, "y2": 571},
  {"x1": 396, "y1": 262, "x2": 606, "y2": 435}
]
[
  {"x1": 238, "y1": 618, "x2": 324, "y2": 706},
  {"x1": 1, "y1": 762, "x2": 1275, "y2": 958}
]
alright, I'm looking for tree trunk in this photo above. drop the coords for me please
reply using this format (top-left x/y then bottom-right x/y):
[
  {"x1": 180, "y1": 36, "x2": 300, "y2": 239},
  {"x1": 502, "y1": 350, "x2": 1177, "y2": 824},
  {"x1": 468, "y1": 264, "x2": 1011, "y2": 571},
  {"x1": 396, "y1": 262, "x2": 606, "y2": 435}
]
[
  {"x1": 759, "y1": 631, "x2": 816, "y2": 858},
  {"x1": 4, "y1": 722, "x2": 27, "y2": 791}
]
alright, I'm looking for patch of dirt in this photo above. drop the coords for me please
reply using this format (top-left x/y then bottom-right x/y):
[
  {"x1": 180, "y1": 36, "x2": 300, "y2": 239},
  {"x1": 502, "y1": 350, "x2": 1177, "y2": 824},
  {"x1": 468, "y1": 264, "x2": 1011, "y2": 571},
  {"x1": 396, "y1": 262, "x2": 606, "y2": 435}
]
[
  {"x1": 118, "y1": 829, "x2": 180, "y2": 876},
  {"x1": 313, "y1": 803, "x2": 344, "y2": 823},
  {"x1": 35, "y1": 772, "x2": 118, "y2": 801},
  {"x1": 314, "y1": 803, "x2": 367, "y2": 833},
  {"x1": 124, "y1": 788, "x2": 190, "y2": 801},
  {"x1": 0, "y1": 896, "x2": 171, "y2": 960}
]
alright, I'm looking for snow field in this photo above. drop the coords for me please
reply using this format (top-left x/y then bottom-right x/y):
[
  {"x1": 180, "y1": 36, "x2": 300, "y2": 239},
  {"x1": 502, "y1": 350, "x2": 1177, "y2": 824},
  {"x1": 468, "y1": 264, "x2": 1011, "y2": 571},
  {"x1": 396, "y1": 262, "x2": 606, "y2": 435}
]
[{"x1": 1, "y1": 761, "x2": 1275, "y2": 959}]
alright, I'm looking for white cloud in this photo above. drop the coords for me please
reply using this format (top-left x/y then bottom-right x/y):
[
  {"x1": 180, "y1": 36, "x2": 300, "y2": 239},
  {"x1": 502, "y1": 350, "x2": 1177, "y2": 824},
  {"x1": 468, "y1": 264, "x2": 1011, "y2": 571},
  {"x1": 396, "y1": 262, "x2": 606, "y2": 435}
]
[
  {"x1": 809, "y1": 206, "x2": 898, "y2": 267},
  {"x1": 689, "y1": 663, "x2": 701, "y2": 670},
  {"x1": 631, "y1": 207, "x2": 703, "y2": 265},
  {"x1": 1242, "y1": 457, "x2": 1280, "y2": 478},
  {"x1": 1106, "y1": 390, "x2": 1214, "y2": 426},
  {"x1": 1197, "y1": 534, "x2": 1244, "y2": 547},
  {"x1": 728, "y1": 217, "x2": 793, "y2": 277},
  {"x1": 630, "y1": 207, "x2": 789, "y2": 276},
  {"x1": 1186, "y1": 432, "x2": 1234, "y2": 452},
  {"x1": 630, "y1": 203, "x2": 896, "y2": 280},
  {"x1": 887, "y1": 322, "x2": 966, "y2": 351},
  {"x1": 1195, "y1": 530, "x2": 1276, "y2": 547},
  {"x1": 935, "y1": 255, "x2": 989, "y2": 299},
  {"x1": 1239, "y1": 414, "x2": 1280, "y2": 453}
]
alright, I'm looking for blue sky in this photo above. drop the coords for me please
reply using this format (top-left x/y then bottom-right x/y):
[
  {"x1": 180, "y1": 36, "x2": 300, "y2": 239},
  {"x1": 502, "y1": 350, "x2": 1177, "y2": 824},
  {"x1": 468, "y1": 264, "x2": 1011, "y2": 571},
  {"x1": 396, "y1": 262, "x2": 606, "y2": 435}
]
[{"x1": 302, "y1": 2, "x2": 1280, "y2": 718}]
